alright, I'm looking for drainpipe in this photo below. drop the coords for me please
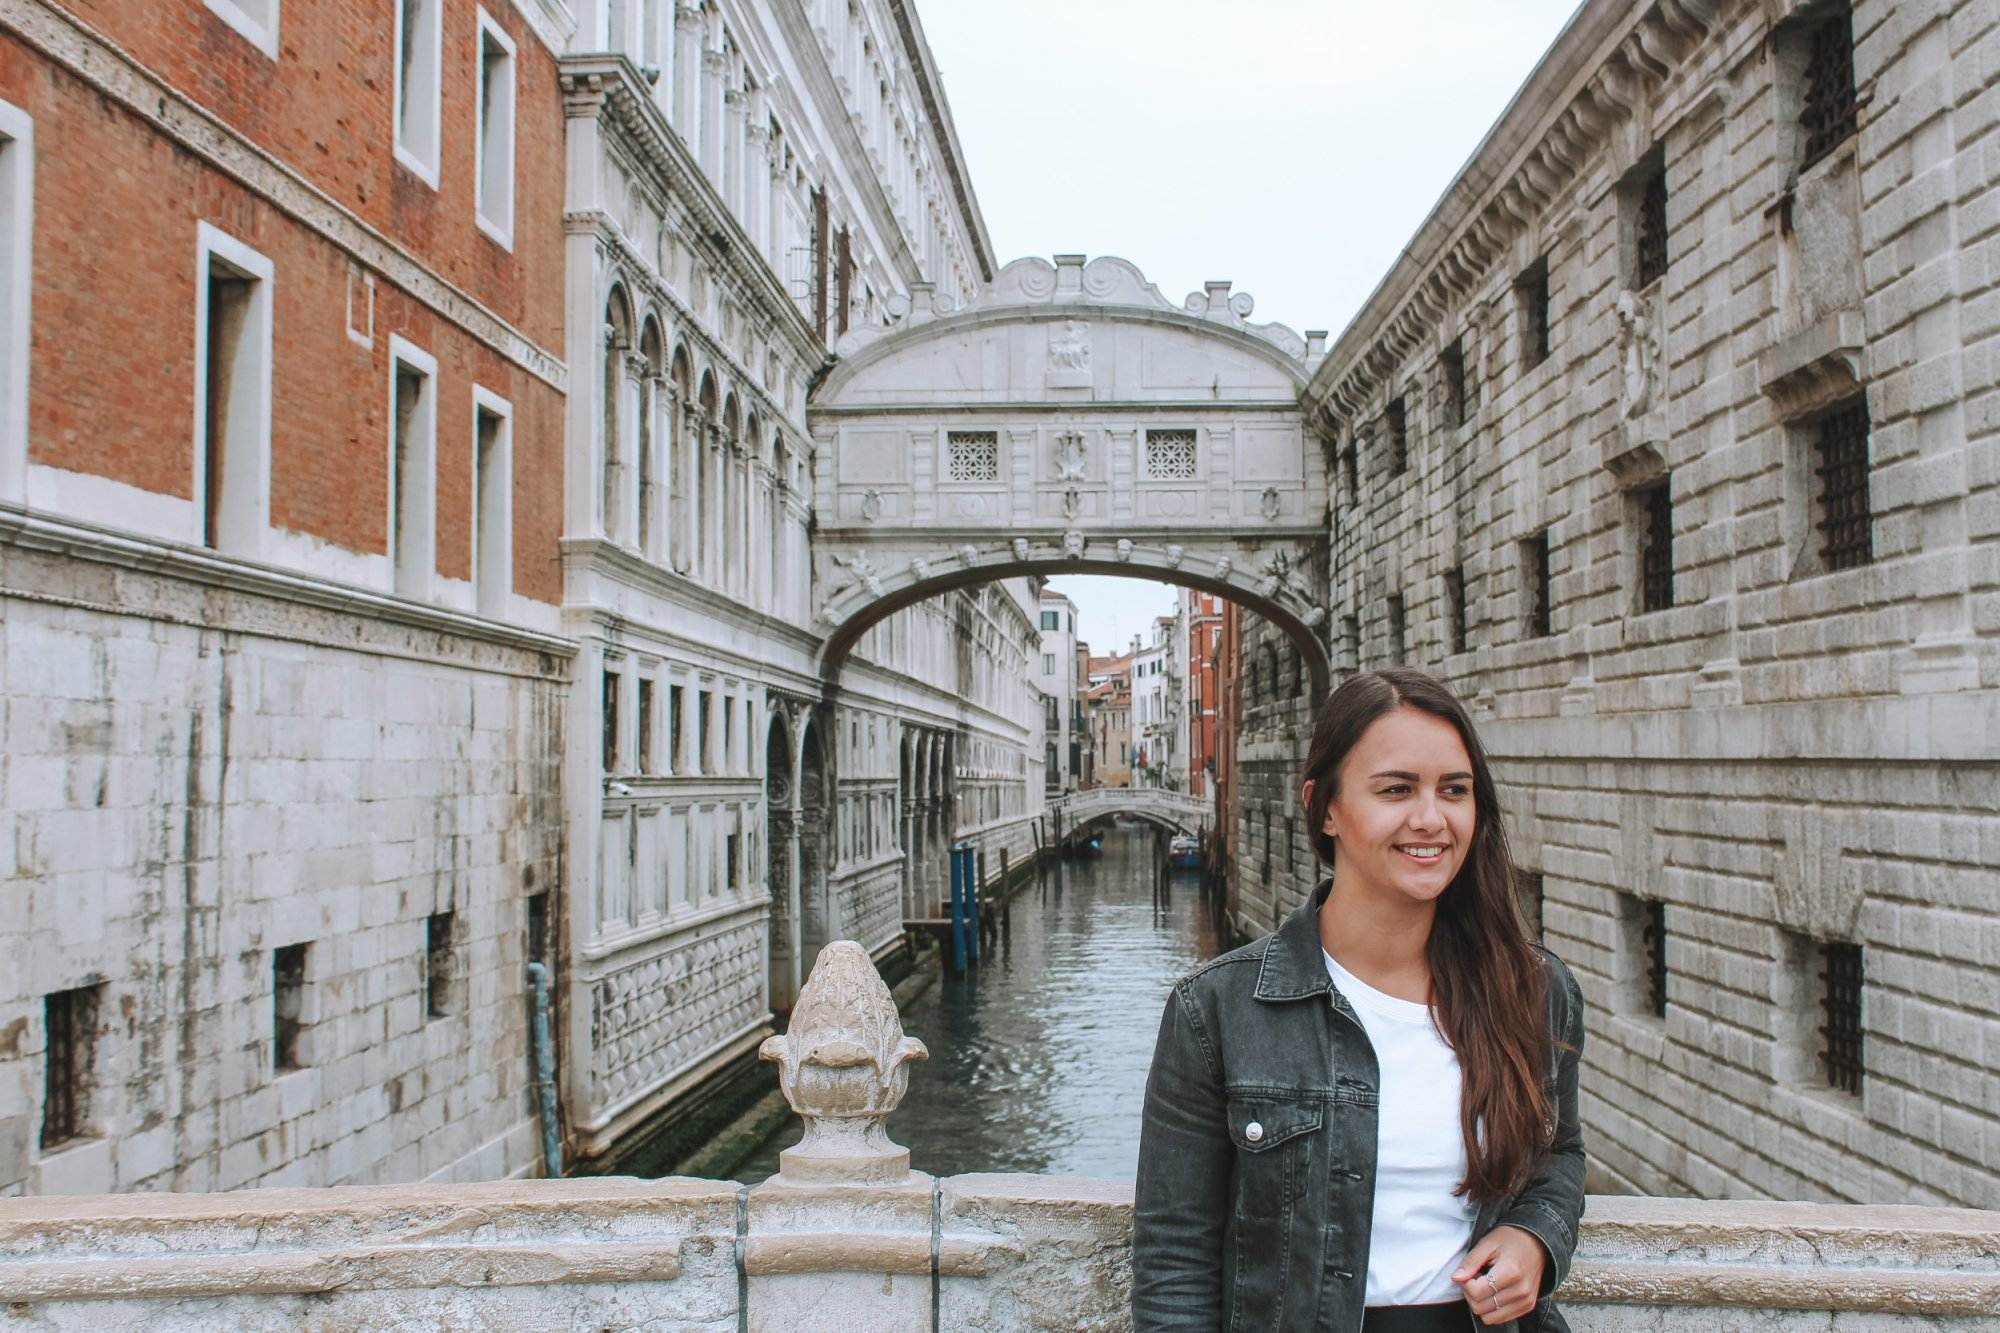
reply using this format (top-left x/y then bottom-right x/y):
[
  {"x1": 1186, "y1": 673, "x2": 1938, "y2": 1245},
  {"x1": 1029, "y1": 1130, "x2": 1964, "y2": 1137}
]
[{"x1": 527, "y1": 961, "x2": 562, "y2": 1179}]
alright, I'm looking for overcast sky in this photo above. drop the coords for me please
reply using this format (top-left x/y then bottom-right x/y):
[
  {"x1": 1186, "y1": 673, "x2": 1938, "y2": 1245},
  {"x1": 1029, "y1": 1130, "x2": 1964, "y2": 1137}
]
[{"x1": 917, "y1": 0, "x2": 1582, "y2": 653}]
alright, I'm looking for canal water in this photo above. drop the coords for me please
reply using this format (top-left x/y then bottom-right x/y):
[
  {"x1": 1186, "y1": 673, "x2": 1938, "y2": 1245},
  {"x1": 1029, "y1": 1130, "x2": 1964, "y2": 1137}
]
[{"x1": 733, "y1": 821, "x2": 1226, "y2": 1182}]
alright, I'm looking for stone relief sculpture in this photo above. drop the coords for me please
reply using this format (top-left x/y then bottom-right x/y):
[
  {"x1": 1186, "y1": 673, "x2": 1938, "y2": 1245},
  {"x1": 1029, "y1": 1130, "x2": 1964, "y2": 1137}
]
[
  {"x1": 1063, "y1": 487, "x2": 1083, "y2": 520},
  {"x1": 909, "y1": 558, "x2": 931, "y2": 582},
  {"x1": 1164, "y1": 545, "x2": 1184, "y2": 569},
  {"x1": 759, "y1": 941, "x2": 927, "y2": 1184},
  {"x1": 1063, "y1": 529, "x2": 1086, "y2": 560},
  {"x1": 957, "y1": 544, "x2": 979, "y2": 566},
  {"x1": 1054, "y1": 430, "x2": 1088, "y2": 482},
  {"x1": 1261, "y1": 487, "x2": 1282, "y2": 521},
  {"x1": 1011, "y1": 537, "x2": 1031, "y2": 562},
  {"x1": 831, "y1": 552, "x2": 882, "y2": 598},
  {"x1": 1615, "y1": 289, "x2": 1659, "y2": 420},
  {"x1": 1115, "y1": 538, "x2": 1134, "y2": 562},
  {"x1": 859, "y1": 488, "x2": 883, "y2": 522},
  {"x1": 1048, "y1": 320, "x2": 1091, "y2": 372}
]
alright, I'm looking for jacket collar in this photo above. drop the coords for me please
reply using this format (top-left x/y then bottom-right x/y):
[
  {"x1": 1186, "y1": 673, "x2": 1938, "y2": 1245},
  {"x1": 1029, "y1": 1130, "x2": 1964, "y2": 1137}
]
[{"x1": 1253, "y1": 877, "x2": 1336, "y2": 1002}]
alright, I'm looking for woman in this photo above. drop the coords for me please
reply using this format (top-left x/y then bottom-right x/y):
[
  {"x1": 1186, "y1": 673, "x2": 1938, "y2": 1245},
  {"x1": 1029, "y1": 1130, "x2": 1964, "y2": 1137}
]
[{"x1": 1133, "y1": 668, "x2": 1585, "y2": 1332}]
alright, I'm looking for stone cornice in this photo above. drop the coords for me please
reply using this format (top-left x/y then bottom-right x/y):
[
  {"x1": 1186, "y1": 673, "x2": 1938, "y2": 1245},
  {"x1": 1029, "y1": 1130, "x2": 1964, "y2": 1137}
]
[
  {"x1": 0, "y1": 504, "x2": 576, "y2": 671},
  {"x1": 883, "y1": 0, "x2": 996, "y2": 282},
  {"x1": 560, "y1": 54, "x2": 820, "y2": 369},
  {"x1": 0, "y1": 0, "x2": 567, "y2": 393},
  {"x1": 505, "y1": 0, "x2": 577, "y2": 56},
  {"x1": 1305, "y1": 0, "x2": 1736, "y2": 426}
]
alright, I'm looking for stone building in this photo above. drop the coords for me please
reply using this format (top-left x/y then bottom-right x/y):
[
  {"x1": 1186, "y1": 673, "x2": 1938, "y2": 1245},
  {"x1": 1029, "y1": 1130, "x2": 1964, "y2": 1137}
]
[
  {"x1": 0, "y1": 0, "x2": 573, "y2": 1193},
  {"x1": 1037, "y1": 588, "x2": 1083, "y2": 791},
  {"x1": 1306, "y1": 0, "x2": 2000, "y2": 1207},
  {"x1": 1182, "y1": 589, "x2": 1225, "y2": 797}
]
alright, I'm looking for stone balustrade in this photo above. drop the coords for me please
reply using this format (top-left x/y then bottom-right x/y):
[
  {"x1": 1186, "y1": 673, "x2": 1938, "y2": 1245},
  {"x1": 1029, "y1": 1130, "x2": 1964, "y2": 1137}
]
[{"x1": 1, "y1": 943, "x2": 1994, "y2": 1330}]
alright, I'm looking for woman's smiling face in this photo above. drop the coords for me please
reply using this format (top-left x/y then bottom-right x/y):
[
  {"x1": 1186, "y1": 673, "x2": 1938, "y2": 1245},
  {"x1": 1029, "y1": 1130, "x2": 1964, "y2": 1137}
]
[{"x1": 1317, "y1": 706, "x2": 1476, "y2": 906}]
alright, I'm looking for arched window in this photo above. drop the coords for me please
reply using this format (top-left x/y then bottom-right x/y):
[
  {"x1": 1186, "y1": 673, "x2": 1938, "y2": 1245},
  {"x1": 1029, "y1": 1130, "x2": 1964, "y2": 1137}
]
[
  {"x1": 668, "y1": 345, "x2": 692, "y2": 572},
  {"x1": 601, "y1": 287, "x2": 633, "y2": 541},
  {"x1": 637, "y1": 318, "x2": 663, "y2": 555}
]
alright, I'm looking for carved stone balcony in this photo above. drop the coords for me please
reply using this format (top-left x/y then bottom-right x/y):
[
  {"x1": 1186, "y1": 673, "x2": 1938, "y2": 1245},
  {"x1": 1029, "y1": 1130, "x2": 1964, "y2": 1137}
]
[{"x1": 1, "y1": 943, "x2": 1995, "y2": 1329}]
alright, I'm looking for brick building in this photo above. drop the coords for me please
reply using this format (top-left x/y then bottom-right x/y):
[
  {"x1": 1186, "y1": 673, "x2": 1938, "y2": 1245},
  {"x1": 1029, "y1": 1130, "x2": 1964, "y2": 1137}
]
[
  {"x1": 0, "y1": 0, "x2": 572, "y2": 1193},
  {"x1": 1305, "y1": 0, "x2": 2000, "y2": 1207},
  {"x1": 1181, "y1": 589, "x2": 1224, "y2": 797}
]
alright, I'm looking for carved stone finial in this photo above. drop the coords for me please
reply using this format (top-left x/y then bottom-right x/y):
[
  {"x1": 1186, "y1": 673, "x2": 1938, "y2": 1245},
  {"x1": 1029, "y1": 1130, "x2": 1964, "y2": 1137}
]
[{"x1": 758, "y1": 941, "x2": 928, "y2": 1184}]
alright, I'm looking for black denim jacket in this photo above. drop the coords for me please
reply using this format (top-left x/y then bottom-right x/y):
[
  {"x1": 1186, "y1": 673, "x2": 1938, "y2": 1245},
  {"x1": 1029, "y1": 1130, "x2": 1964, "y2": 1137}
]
[{"x1": 1133, "y1": 880, "x2": 1587, "y2": 1332}]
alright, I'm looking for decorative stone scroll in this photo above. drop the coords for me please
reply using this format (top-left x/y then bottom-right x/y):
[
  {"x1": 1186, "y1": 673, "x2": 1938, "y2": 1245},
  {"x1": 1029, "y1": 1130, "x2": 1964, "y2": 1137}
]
[{"x1": 758, "y1": 941, "x2": 928, "y2": 1184}]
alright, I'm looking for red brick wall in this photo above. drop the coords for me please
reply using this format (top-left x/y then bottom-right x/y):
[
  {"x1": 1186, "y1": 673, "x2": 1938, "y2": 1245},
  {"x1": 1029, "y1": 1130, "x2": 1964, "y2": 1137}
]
[{"x1": 0, "y1": 5, "x2": 564, "y2": 606}]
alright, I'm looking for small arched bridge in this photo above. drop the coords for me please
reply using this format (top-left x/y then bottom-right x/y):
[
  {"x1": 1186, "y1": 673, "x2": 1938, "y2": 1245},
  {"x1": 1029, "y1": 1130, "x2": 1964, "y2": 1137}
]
[{"x1": 1050, "y1": 786, "x2": 1209, "y2": 838}]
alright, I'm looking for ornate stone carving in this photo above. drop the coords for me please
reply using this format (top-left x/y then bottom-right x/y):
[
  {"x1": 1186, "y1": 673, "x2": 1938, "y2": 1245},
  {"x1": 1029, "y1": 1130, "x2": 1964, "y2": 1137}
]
[
  {"x1": 909, "y1": 558, "x2": 931, "y2": 582},
  {"x1": 759, "y1": 941, "x2": 928, "y2": 1184},
  {"x1": 1260, "y1": 487, "x2": 1282, "y2": 521},
  {"x1": 1011, "y1": 537, "x2": 1031, "y2": 562},
  {"x1": 859, "y1": 488, "x2": 883, "y2": 522},
  {"x1": 1164, "y1": 545, "x2": 1184, "y2": 569},
  {"x1": 1062, "y1": 487, "x2": 1083, "y2": 520},
  {"x1": 1048, "y1": 320, "x2": 1090, "y2": 372},
  {"x1": 1115, "y1": 538, "x2": 1134, "y2": 562},
  {"x1": 1213, "y1": 555, "x2": 1233, "y2": 581},
  {"x1": 1615, "y1": 289, "x2": 1659, "y2": 421},
  {"x1": 832, "y1": 552, "x2": 881, "y2": 598},
  {"x1": 1054, "y1": 430, "x2": 1088, "y2": 482},
  {"x1": 1062, "y1": 530, "x2": 1085, "y2": 560},
  {"x1": 957, "y1": 544, "x2": 979, "y2": 566}
]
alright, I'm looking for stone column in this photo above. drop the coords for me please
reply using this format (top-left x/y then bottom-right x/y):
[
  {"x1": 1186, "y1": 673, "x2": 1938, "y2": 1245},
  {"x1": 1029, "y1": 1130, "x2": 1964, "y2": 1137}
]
[
  {"x1": 621, "y1": 350, "x2": 646, "y2": 549},
  {"x1": 601, "y1": 322, "x2": 625, "y2": 542},
  {"x1": 699, "y1": 47, "x2": 725, "y2": 177},
  {"x1": 672, "y1": 3, "x2": 701, "y2": 132},
  {"x1": 722, "y1": 85, "x2": 745, "y2": 217}
]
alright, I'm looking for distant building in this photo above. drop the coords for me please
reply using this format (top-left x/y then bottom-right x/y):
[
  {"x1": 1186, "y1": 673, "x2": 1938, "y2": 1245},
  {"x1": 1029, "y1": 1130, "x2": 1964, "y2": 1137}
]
[
  {"x1": 1037, "y1": 590, "x2": 1081, "y2": 790},
  {"x1": 1182, "y1": 591, "x2": 1225, "y2": 798},
  {"x1": 1084, "y1": 650, "x2": 1133, "y2": 788}
]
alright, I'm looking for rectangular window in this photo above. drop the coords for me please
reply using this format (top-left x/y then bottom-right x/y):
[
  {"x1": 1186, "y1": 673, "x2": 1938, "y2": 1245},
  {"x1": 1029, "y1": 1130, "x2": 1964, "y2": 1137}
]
[
  {"x1": 0, "y1": 99, "x2": 29, "y2": 505},
  {"x1": 394, "y1": 0, "x2": 442, "y2": 186},
  {"x1": 946, "y1": 431, "x2": 999, "y2": 482},
  {"x1": 526, "y1": 891, "x2": 549, "y2": 969},
  {"x1": 1799, "y1": 6, "x2": 1858, "y2": 170},
  {"x1": 40, "y1": 985, "x2": 99, "y2": 1150},
  {"x1": 425, "y1": 911, "x2": 456, "y2": 1019},
  {"x1": 1042, "y1": 653, "x2": 1055, "y2": 675},
  {"x1": 273, "y1": 944, "x2": 307, "y2": 1071},
  {"x1": 726, "y1": 832, "x2": 741, "y2": 890},
  {"x1": 203, "y1": 0, "x2": 278, "y2": 58},
  {"x1": 1523, "y1": 531, "x2": 1552, "y2": 638},
  {"x1": 698, "y1": 689, "x2": 712, "y2": 774},
  {"x1": 1634, "y1": 152, "x2": 1669, "y2": 288},
  {"x1": 474, "y1": 10, "x2": 517, "y2": 247},
  {"x1": 388, "y1": 337, "x2": 438, "y2": 599},
  {"x1": 1385, "y1": 397, "x2": 1408, "y2": 475},
  {"x1": 636, "y1": 677, "x2": 655, "y2": 773},
  {"x1": 472, "y1": 389, "x2": 512, "y2": 617},
  {"x1": 1040, "y1": 610, "x2": 1059, "y2": 631},
  {"x1": 1814, "y1": 397, "x2": 1873, "y2": 572},
  {"x1": 668, "y1": 683, "x2": 684, "y2": 772},
  {"x1": 1386, "y1": 594, "x2": 1405, "y2": 665},
  {"x1": 1144, "y1": 429, "x2": 1198, "y2": 480},
  {"x1": 1643, "y1": 900, "x2": 1668, "y2": 1017},
  {"x1": 1443, "y1": 566, "x2": 1467, "y2": 656},
  {"x1": 1818, "y1": 940, "x2": 1864, "y2": 1095},
  {"x1": 1340, "y1": 443, "x2": 1358, "y2": 505},
  {"x1": 1639, "y1": 479, "x2": 1674, "y2": 612},
  {"x1": 1517, "y1": 256, "x2": 1551, "y2": 371},
  {"x1": 723, "y1": 692, "x2": 736, "y2": 770},
  {"x1": 195, "y1": 223, "x2": 273, "y2": 556},
  {"x1": 1441, "y1": 339, "x2": 1467, "y2": 428},
  {"x1": 602, "y1": 669, "x2": 620, "y2": 772}
]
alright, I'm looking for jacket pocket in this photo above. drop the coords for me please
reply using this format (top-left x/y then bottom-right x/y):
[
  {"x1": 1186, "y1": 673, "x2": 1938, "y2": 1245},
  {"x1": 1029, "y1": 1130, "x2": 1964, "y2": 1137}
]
[{"x1": 1224, "y1": 1094, "x2": 1319, "y2": 1219}]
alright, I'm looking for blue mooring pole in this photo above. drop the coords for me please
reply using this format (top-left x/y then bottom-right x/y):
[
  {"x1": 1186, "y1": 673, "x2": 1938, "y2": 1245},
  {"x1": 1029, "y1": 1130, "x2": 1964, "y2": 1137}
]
[{"x1": 948, "y1": 840, "x2": 968, "y2": 975}]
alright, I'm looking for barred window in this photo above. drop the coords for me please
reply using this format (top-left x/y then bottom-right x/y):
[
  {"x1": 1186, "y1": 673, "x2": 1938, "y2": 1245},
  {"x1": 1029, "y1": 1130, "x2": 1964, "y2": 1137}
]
[
  {"x1": 1640, "y1": 479, "x2": 1674, "y2": 612},
  {"x1": 1443, "y1": 565, "x2": 1467, "y2": 656},
  {"x1": 1144, "y1": 429, "x2": 1197, "y2": 480},
  {"x1": 1523, "y1": 531, "x2": 1552, "y2": 638},
  {"x1": 1441, "y1": 339, "x2": 1468, "y2": 427},
  {"x1": 1386, "y1": 594, "x2": 1406, "y2": 665},
  {"x1": 1818, "y1": 940, "x2": 1864, "y2": 1095},
  {"x1": 1643, "y1": 900, "x2": 1668, "y2": 1018},
  {"x1": 1800, "y1": 7, "x2": 1858, "y2": 171},
  {"x1": 946, "y1": 431, "x2": 999, "y2": 482},
  {"x1": 1518, "y1": 257, "x2": 1551, "y2": 370},
  {"x1": 1385, "y1": 397, "x2": 1408, "y2": 475},
  {"x1": 425, "y1": 911, "x2": 457, "y2": 1019},
  {"x1": 41, "y1": 986, "x2": 99, "y2": 1150},
  {"x1": 1814, "y1": 397, "x2": 1872, "y2": 571},
  {"x1": 1636, "y1": 162, "x2": 1669, "y2": 287}
]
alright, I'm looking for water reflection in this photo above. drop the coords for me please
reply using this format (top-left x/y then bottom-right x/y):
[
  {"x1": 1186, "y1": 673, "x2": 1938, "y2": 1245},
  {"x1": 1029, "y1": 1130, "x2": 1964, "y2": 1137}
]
[{"x1": 734, "y1": 820, "x2": 1224, "y2": 1182}]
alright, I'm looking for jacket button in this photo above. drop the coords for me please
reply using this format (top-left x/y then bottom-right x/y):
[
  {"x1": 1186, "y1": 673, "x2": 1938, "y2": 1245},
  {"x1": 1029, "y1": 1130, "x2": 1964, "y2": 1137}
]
[{"x1": 1245, "y1": 1121, "x2": 1264, "y2": 1143}]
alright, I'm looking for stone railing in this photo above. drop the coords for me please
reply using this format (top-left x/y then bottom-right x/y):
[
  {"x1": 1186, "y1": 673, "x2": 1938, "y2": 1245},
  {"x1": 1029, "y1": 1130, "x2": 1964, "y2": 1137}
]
[{"x1": 2, "y1": 943, "x2": 1995, "y2": 1330}]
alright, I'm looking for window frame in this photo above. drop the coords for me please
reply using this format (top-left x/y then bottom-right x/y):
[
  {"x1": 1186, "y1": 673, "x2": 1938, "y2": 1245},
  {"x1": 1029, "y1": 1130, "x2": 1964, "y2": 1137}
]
[
  {"x1": 193, "y1": 221, "x2": 275, "y2": 558},
  {"x1": 203, "y1": 0, "x2": 280, "y2": 59},
  {"x1": 387, "y1": 334, "x2": 439, "y2": 599},
  {"x1": 473, "y1": 8, "x2": 518, "y2": 249},
  {"x1": 393, "y1": 0, "x2": 443, "y2": 188},
  {"x1": 471, "y1": 384, "x2": 514, "y2": 618},
  {"x1": 0, "y1": 99, "x2": 28, "y2": 506}
]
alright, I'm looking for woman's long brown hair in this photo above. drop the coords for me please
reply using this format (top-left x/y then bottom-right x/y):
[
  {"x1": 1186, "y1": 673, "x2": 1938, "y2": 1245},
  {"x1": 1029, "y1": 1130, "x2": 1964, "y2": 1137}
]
[{"x1": 1302, "y1": 667, "x2": 1550, "y2": 1205}]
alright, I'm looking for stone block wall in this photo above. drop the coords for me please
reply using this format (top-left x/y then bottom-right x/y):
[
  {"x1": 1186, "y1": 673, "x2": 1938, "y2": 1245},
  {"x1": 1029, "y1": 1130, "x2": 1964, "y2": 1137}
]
[
  {"x1": 1226, "y1": 610, "x2": 1321, "y2": 939},
  {"x1": 1307, "y1": 0, "x2": 2000, "y2": 1207},
  {"x1": 0, "y1": 528, "x2": 569, "y2": 1195}
]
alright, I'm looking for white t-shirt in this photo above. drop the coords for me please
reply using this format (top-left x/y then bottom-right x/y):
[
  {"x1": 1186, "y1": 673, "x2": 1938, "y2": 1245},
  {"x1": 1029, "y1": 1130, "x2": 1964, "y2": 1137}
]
[{"x1": 1323, "y1": 951, "x2": 1476, "y2": 1306}]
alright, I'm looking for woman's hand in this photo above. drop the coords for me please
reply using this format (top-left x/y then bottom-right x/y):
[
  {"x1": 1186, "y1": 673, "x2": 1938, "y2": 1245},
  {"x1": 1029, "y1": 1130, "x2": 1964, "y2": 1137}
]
[{"x1": 1452, "y1": 1225, "x2": 1547, "y2": 1325}]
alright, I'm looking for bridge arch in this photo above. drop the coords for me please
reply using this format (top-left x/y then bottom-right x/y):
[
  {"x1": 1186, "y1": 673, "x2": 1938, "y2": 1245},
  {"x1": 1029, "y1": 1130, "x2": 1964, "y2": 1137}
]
[{"x1": 806, "y1": 253, "x2": 1333, "y2": 690}]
